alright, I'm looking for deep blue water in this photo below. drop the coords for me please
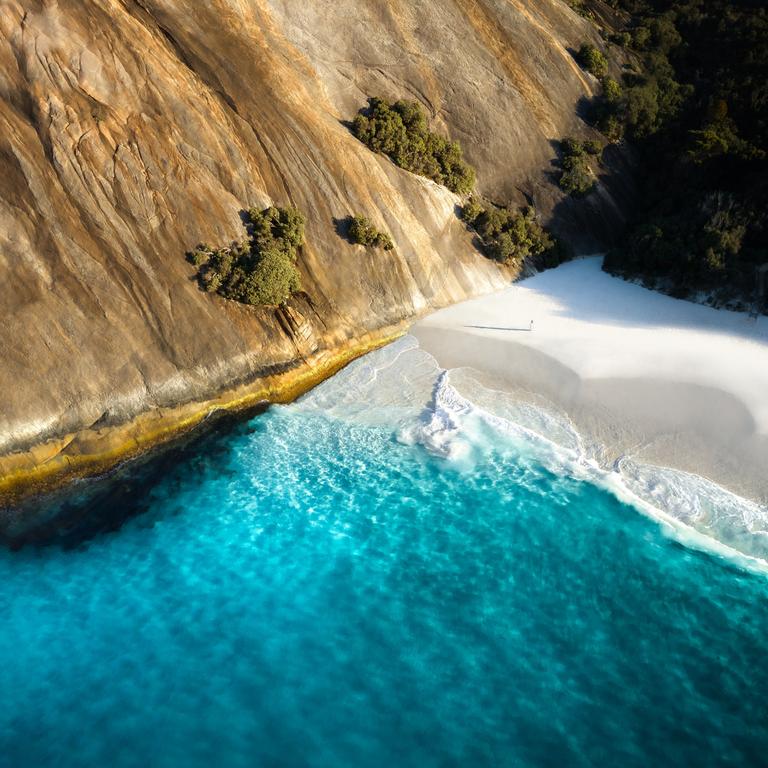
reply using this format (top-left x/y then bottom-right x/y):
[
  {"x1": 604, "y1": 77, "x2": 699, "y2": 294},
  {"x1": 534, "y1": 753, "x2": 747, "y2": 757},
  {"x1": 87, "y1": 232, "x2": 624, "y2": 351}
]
[{"x1": 1, "y1": 341, "x2": 767, "y2": 767}]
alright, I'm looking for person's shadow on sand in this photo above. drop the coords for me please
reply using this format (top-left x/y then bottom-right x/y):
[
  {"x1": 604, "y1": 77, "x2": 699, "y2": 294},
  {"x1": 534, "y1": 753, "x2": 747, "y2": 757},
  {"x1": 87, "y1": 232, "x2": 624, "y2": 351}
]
[{"x1": 463, "y1": 325, "x2": 532, "y2": 332}]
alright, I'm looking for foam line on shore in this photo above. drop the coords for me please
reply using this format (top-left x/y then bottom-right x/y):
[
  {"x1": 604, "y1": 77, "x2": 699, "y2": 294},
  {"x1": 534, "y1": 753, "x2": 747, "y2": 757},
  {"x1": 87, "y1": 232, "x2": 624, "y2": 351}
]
[
  {"x1": 405, "y1": 361, "x2": 768, "y2": 572},
  {"x1": 294, "y1": 335, "x2": 768, "y2": 571}
]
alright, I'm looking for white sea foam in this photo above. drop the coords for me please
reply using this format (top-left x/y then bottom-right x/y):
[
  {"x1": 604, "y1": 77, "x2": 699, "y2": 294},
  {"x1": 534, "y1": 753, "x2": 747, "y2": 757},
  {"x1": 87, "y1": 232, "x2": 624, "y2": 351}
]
[
  {"x1": 297, "y1": 336, "x2": 768, "y2": 571},
  {"x1": 417, "y1": 361, "x2": 768, "y2": 570}
]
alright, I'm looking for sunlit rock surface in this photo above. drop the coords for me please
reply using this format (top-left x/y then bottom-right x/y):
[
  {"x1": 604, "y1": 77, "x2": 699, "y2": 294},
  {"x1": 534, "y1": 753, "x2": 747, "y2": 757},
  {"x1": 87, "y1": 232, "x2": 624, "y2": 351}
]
[{"x1": 0, "y1": 0, "x2": 627, "y2": 475}]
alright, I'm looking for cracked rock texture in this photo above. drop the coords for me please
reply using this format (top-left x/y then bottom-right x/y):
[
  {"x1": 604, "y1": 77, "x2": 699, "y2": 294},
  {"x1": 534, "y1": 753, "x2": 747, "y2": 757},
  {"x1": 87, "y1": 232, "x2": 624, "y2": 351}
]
[{"x1": 0, "y1": 0, "x2": 626, "y2": 465}]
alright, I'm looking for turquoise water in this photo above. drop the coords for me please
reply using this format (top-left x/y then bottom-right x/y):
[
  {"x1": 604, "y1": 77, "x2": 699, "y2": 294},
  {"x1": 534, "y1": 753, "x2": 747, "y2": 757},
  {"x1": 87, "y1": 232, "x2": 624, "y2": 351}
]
[{"x1": 1, "y1": 340, "x2": 767, "y2": 767}]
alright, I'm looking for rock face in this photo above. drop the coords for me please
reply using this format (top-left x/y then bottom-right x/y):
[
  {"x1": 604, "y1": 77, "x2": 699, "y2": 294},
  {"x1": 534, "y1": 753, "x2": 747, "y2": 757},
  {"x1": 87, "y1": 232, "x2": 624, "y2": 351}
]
[{"x1": 0, "y1": 0, "x2": 624, "y2": 491}]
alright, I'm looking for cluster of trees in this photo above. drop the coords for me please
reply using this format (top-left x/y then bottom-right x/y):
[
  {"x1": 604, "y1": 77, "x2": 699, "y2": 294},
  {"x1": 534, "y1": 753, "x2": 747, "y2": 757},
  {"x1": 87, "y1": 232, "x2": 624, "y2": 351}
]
[
  {"x1": 460, "y1": 197, "x2": 566, "y2": 268},
  {"x1": 351, "y1": 98, "x2": 476, "y2": 195},
  {"x1": 350, "y1": 98, "x2": 573, "y2": 272},
  {"x1": 347, "y1": 215, "x2": 394, "y2": 250},
  {"x1": 604, "y1": 191, "x2": 755, "y2": 294},
  {"x1": 187, "y1": 206, "x2": 305, "y2": 306},
  {"x1": 584, "y1": 0, "x2": 768, "y2": 301},
  {"x1": 583, "y1": 16, "x2": 693, "y2": 143},
  {"x1": 188, "y1": 95, "x2": 564, "y2": 307},
  {"x1": 558, "y1": 137, "x2": 601, "y2": 196}
]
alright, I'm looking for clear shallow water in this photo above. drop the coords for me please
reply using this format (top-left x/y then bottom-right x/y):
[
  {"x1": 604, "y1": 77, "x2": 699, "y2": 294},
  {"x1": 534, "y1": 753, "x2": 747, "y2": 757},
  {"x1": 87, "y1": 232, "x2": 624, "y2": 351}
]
[{"x1": 1, "y1": 339, "x2": 768, "y2": 767}]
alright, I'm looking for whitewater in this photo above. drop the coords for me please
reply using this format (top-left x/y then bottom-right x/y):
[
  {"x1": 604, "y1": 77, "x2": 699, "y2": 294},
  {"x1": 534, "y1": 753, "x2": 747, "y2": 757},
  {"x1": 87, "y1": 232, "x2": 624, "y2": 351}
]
[{"x1": 302, "y1": 335, "x2": 768, "y2": 570}]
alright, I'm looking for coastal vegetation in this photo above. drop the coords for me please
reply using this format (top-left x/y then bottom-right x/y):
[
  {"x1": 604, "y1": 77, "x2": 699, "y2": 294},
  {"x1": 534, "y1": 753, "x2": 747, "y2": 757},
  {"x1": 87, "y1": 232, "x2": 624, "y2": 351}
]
[
  {"x1": 347, "y1": 215, "x2": 395, "y2": 250},
  {"x1": 351, "y1": 98, "x2": 476, "y2": 195},
  {"x1": 558, "y1": 137, "x2": 600, "y2": 197},
  {"x1": 565, "y1": 0, "x2": 599, "y2": 19},
  {"x1": 460, "y1": 197, "x2": 566, "y2": 268},
  {"x1": 350, "y1": 97, "x2": 574, "y2": 273},
  {"x1": 573, "y1": 0, "x2": 768, "y2": 304},
  {"x1": 188, "y1": 206, "x2": 305, "y2": 306},
  {"x1": 576, "y1": 43, "x2": 608, "y2": 78}
]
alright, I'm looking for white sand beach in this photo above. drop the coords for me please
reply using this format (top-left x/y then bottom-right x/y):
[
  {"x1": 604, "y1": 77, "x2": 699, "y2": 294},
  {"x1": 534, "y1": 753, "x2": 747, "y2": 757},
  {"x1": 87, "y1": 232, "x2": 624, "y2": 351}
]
[{"x1": 413, "y1": 257, "x2": 768, "y2": 503}]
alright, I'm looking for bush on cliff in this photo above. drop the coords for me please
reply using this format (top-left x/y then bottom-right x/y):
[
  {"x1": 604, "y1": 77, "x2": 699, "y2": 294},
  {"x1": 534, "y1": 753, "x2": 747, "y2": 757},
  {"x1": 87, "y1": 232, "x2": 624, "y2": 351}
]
[
  {"x1": 557, "y1": 138, "x2": 597, "y2": 197},
  {"x1": 351, "y1": 98, "x2": 476, "y2": 195},
  {"x1": 347, "y1": 215, "x2": 394, "y2": 250},
  {"x1": 187, "y1": 206, "x2": 304, "y2": 306},
  {"x1": 460, "y1": 197, "x2": 564, "y2": 267},
  {"x1": 576, "y1": 43, "x2": 608, "y2": 78},
  {"x1": 590, "y1": 76, "x2": 625, "y2": 140}
]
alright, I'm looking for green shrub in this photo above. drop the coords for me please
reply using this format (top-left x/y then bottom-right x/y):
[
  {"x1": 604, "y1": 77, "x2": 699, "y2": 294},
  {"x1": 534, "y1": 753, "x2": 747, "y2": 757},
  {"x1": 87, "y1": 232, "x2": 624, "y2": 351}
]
[
  {"x1": 584, "y1": 139, "x2": 603, "y2": 156},
  {"x1": 649, "y1": 14, "x2": 682, "y2": 55},
  {"x1": 247, "y1": 206, "x2": 305, "y2": 252},
  {"x1": 632, "y1": 26, "x2": 651, "y2": 50},
  {"x1": 560, "y1": 137, "x2": 585, "y2": 157},
  {"x1": 576, "y1": 44, "x2": 609, "y2": 78},
  {"x1": 460, "y1": 196, "x2": 484, "y2": 226},
  {"x1": 558, "y1": 139, "x2": 597, "y2": 196},
  {"x1": 459, "y1": 199, "x2": 561, "y2": 267},
  {"x1": 588, "y1": 77, "x2": 625, "y2": 140},
  {"x1": 186, "y1": 245, "x2": 212, "y2": 266},
  {"x1": 347, "y1": 215, "x2": 394, "y2": 250},
  {"x1": 686, "y1": 110, "x2": 761, "y2": 165},
  {"x1": 351, "y1": 98, "x2": 476, "y2": 195},
  {"x1": 560, "y1": 157, "x2": 596, "y2": 196},
  {"x1": 601, "y1": 76, "x2": 623, "y2": 105},
  {"x1": 189, "y1": 206, "x2": 304, "y2": 307},
  {"x1": 610, "y1": 31, "x2": 632, "y2": 48},
  {"x1": 559, "y1": 162, "x2": 595, "y2": 196},
  {"x1": 231, "y1": 246, "x2": 302, "y2": 306},
  {"x1": 599, "y1": 114, "x2": 625, "y2": 141},
  {"x1": 625, "y1": 83, "x2": 658, "y2": 138}
]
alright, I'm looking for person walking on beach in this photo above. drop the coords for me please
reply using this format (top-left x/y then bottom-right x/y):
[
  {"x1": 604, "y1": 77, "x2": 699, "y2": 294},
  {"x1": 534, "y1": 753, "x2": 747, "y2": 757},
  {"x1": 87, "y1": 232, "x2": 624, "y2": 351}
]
[{"x1": 529, "y1": 319, "x2": 534, "y2": 332}]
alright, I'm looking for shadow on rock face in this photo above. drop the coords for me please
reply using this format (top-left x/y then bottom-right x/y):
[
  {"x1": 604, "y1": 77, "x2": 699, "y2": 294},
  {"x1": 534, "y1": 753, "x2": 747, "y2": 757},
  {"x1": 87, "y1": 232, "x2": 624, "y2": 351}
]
[{"x1": 332, "y1": 215, "x2": 354, "y2": 244}]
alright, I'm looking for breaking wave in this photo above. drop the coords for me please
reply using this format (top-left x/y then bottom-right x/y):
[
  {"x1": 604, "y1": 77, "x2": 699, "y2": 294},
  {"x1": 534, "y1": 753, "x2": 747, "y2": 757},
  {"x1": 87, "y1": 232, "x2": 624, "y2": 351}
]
[{"x1": 300, "y1": 335, "x2": 768, "y2": 570}]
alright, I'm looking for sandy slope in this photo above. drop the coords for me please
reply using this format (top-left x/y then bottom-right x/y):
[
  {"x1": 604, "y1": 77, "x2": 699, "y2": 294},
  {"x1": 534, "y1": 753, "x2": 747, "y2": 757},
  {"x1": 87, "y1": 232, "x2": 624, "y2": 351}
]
[{"x1": 413, "y1": 257, "x2": 768, "y2": 503}]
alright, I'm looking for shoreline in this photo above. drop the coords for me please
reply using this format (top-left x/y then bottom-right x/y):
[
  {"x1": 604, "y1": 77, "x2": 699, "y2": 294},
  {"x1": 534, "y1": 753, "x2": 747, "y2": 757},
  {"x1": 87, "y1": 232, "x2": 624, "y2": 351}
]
[
  {"x1": 413, "y1": 257, "x2": 768, "y2": 505},
  {"x1": 0, "y1": 325, "x2": 407, "y2": 509},
  {"x1": 4, "y1": 256, "x2": 767, "y2": 516}
]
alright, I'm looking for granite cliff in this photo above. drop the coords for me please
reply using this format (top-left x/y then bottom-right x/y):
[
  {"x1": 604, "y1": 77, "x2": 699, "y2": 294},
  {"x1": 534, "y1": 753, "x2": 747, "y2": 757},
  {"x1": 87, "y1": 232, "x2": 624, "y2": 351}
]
[{"x1": 0, "y1": 0, "x2": 629, "y2": 497}]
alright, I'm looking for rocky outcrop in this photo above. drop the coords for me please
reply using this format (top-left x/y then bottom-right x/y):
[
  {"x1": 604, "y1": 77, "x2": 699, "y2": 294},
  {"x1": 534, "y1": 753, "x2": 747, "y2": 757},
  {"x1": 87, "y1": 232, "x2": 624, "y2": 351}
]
[{"x1": 0, "y1": 0, "x2": 624, "y2": 497}]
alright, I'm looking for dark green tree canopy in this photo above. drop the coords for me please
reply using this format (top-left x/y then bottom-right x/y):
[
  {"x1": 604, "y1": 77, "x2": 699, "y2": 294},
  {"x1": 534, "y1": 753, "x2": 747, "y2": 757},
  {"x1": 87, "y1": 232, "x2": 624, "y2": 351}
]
[
  {"x1": 187, "y1": 206, "x2": 305, "y2": 307},
  {"x1": 460, "y1": 197, "x2": 565, "y2": 268},
  {"x1": 557, "y1": 138, "x2": 598, "y2": 197},
  {"x1": 576, "y1": 43, "x2": 609, "y2": 78},
  {"x1": 352, "y1": 98, "x2": 476, "y2": 195},
  {"x1": 593, "y1": 0, "x2": 768, "y2": 305}
]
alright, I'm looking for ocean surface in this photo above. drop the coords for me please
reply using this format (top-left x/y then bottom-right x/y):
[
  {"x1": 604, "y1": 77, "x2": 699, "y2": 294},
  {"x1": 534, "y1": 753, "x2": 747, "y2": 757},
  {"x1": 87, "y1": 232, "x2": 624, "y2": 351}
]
[{"x1": 1, "y1": 337, "x2": 767, "y2": 767}]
